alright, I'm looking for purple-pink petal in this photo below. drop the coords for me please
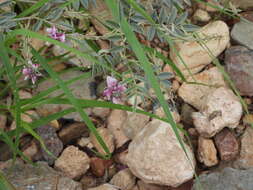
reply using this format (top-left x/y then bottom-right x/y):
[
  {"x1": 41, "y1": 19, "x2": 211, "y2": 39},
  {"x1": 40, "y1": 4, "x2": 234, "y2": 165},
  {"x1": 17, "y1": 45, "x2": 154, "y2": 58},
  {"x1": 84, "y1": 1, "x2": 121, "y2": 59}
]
[{"x1": 106, "y1": 76, "x2": 118, "y2": 87}]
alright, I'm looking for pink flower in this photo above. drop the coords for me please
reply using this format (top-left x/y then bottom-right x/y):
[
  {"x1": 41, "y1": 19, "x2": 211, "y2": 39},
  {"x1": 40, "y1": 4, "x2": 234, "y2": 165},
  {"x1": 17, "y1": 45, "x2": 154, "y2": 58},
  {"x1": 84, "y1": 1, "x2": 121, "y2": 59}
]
[
  {"x1": 103, "y1": 76, "x2": 126, "y2": 104},
  {"x1": 46, "y1": 26, "x2": 65, "y2": 42},
  {"x1": 22, "y1": 60, "x2": 42, "y2": 84}
]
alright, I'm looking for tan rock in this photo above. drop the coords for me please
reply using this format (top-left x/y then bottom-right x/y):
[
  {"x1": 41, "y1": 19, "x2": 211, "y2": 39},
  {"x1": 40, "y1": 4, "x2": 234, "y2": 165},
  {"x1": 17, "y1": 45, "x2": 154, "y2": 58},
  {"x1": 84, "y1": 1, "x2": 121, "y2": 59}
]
[
  {"x1": 107, "y1": 110, "x2": 129, "y2": 148},
  {"x1": 154, "y1": 107, "x2": 180, "y2": 123},
  {"x1": 198, "y1": 137, "x2": 218, "y2": 167},
  {"x1": 87, "y1": 184, "x2": 119, "y2": 190},
  {"x1": 22, "y1": 141, "x2": 39, "y2": 161},
  {"x1": 193, "y1": 9, "x2": 211, "y2": 22},
  {"x1": 170, "y1": 21, "x2": 229, "y2": 76},
  {"x1": 90, "y1": 127, "x2": 115, "y2": 154},
  {"x1": 178, "y1": 67, "x2": 227, "y2": 110},
  {"x1": 10, "y1": 110, "x2": 38, "y2": 130},
  {"x1": 59, "y1": 122, "x2": 89, "y2": 145},
  {"x1": 126, "y1": 119, "x2": 195, "y2": 187},
  {"x1": 137, "y1": 180, "x2": 167, "y2": 190},
  {"x1": 19, "y1": 90, "x2": 32, "y2": 99},
  {"x1": 192, "y1": 87, "x2": 242, "y2": 137},
  {"x1": 110, "y1": 169, "x2": 136, "y2": 190},
  {"x1": 80, "y1": 175, "x2": 98, "y2": 190},
  {"x1": 89, "y1": 0, "x2": 112, "y2": 35},
  {"x1": 236, "y1": 127, "x2": 253, "y2": 168},
  {"x1": 55, "y1": 146, "x2": 90, "y2": 179},
  {"x1": 77, "y1": 137, "x2": 90, "y2": 147},
  {"x1": 122, "y1": 110, "x2": 150, "y2": 139},
  {"x1": 243, "y1": 114, "x2": 253, "y2": 127},
  {"x1": 92, "y1": 107, "x2": 111, "y2": 119}
]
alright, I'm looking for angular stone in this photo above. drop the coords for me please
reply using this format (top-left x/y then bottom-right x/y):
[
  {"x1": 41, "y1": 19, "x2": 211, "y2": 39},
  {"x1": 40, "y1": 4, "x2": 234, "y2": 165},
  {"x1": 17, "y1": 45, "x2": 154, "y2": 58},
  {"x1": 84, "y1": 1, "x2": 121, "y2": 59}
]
[
  {"x1": 36, "y1": 125, "x2": 63, "y2": 165},
  {"x1": 192, "y1": 87, "x2": 242, "y2": 137},
  {"x1": 126, "y1": 119, "x2": 195, "y2": 187},
  {"x1": 122, "y1": 111, "x2": 150, "y2": 139},
  {"x1": 87, "y1": 184, "x2": 119, "y2": 190},
  {"x1": 36, "y1": 70, "x2": 94, "y2": 121},
  {"x1": 169, "y1": 21, "x2": 229, "y2": 76},
  {"x1": 3, "y1": 161, "x2": 82, "y2": 190},
  {"x1": 178, "y1": 67, "x2": 227, "y2": 110},
  {"x1": 90, "y1": 157, "x2": 113, "y2": 177},
  {"x1": 225, "y1": 46, "x2": 253, "y2": 96},
  {"x1": 236, "y1": 127, "x2": 253, "y2": 168},
  {"x1": 55, "y1": 146, "x2": 90, "y2": 179},
  {"x1": 214, "y1": 128, "x2": 239, "y2": 161},
  {"x1": 90, "y1": 127, "x2": 115, "y2": 154},
  {"x1": 192, "y1": 167, "x2": 253, "y2": 190},
  {"x1": 110, "y1": 169, "x2": 136, "y2": 190},
  {"x1": 198, "y1": 137, "x2": 218, "y2": 167},
  {"x1": 59, "y1": 122, "x2": 89, "y2": 145},
  {"x1": 107, "y1": 110, "x2": 129, "y2": 148},
  {"x1": 231, "y1": 21, "x2": 253, "y2": 50}
]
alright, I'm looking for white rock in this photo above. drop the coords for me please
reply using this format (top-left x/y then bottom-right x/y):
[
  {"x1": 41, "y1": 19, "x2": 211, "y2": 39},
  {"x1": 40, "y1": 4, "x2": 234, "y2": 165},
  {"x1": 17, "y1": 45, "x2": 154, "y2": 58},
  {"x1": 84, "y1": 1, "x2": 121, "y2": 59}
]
[
  {"x1": 126, "y1": 119, "x2": 195, "y2": 187},
  {"x1": 110, "y1": 169, "x2": 136, "y2": 190},
  {"x1": 178, "y1": 67, "x2": 227, "y2": 110},
  {"x1": 193, "y1": 9, "x2": 211, "y2": 22},
  {"x1": 169, "y1": 21, "x2": 229, "y2": 76},
  {"x1": 198, "y1": 137, "x2": 218, "y2": 167},
  {"x1": 192, "y1": 87, "x2": 242, "y2": 137},
  {"x1": 122, "y1": 110, "x2": 150, "y2": 139},
  {"x1": 90, "y1": 127, "x2": 115, "y2": 154},
  {"x1": 55, "y1": 146, "x2": 90, "y2": 179},
  {"x1": 88, "y1": 184, "x2": 119, "y2": 190},
  {"x1": 107, "y1": 110, "x2": 129, "y2": 148}
]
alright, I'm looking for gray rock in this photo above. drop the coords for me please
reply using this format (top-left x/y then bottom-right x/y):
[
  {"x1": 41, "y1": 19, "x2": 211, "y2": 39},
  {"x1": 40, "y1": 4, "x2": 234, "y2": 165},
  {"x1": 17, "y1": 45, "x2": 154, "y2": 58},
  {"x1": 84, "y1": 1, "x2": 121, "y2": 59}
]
[
  {"x1": 225, "y1": 46, "x2": 253, "y2": 96},
  {"x1": 36, "y1": 70, "x2": 95, "y2": 121},
  {"x1": 192, "y1": 167, "x2": 253, "y2": 190},
  {"x1": 36, "y1": 125, "x2": 63, "y2": 165},
  {"x1": 231, "y1": 21, "x2": 253, "y2": 50},
  {"x1": 2, "y1": 160, "x2": 82, "y2": 190}
]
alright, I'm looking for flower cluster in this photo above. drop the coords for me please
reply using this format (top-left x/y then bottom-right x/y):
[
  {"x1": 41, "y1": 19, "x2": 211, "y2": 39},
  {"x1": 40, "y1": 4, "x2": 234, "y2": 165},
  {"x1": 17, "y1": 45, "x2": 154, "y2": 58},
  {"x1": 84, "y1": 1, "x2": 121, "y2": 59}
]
[
  {"x1": 103, "y1": 76, "x2": 126, "y2": 104},
  {"x1": 46, "y1": 26, "x2": 65, "y2": 42},
  {"x1": 22, "y1": 60, "x2": 42, "y2": 84}
]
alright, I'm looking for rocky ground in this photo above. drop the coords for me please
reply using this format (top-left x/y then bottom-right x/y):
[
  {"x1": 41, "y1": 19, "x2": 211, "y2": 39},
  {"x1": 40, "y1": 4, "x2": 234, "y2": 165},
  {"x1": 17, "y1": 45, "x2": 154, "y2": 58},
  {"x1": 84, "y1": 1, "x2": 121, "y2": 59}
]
[{"x1": 1, "y1": 0, "x2": 253, "y2": 190}]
